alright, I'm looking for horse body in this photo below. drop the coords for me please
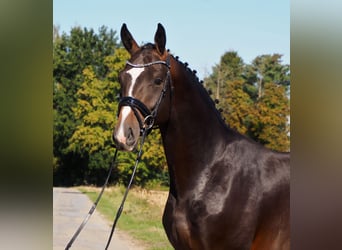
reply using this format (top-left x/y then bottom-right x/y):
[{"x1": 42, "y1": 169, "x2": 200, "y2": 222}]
[
  {"x1": 114, "y1": 23, "x2": 290, "y2": 250},
  {"x1": 159, "y1": 56, "x2": 290, "y2": 250}
]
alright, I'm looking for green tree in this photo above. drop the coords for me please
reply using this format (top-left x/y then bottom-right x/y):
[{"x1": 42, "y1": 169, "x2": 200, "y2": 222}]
[
  {"x1": 67, "y1": 67, "x2": 116, "y2": 156},
  {"x1": 53, "y1": 26, "x2": 119, "y2": 185},
  {"x1": 245, "y1": 54, "x2": 290, "y2": 151},
  {"x1": 223, "y1": 79, "x2": 255, "y2": 135},
  {"x1": 245, "y1": 54, "x2": 290, "y2": 100},
  {"x1": 253, "y1": 82, "x2": 290, "y2": 151},
  {"x1": 204, "y1": 52, "x2": 290, "y2": 152},
  {"x1": 205, "y1": 51, "x2": 254, "y2": 134},
  {"x1": 204, "y1": 51, "x2": 244, "y2": 100},
  {"x1": 141, "y1": 130, "x2": 168, "y2": 187},
  {"x1": 66, "y1": 48, "x2": 131, "y2": 184}
]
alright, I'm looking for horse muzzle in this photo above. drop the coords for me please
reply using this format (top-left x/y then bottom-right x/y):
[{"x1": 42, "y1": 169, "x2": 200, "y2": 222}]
[{"x1": 113, "y1": 106, "x2": 141, "y2": 151}]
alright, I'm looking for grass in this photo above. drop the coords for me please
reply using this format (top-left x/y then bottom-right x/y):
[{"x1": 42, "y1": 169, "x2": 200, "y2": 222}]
[{"x1": 78, "y1": 185, "x2": 173, "y2": 250}]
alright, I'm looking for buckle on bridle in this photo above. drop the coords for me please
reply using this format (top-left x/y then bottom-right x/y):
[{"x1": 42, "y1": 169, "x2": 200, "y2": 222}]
[{"x1": 143, "y1": 115, "x2": 155, "y2": 130}]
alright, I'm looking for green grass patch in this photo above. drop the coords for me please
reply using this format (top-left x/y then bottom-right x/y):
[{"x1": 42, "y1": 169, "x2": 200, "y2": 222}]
[{"x1": 78, "y1": 186, "x2": 173, "y2": 250}]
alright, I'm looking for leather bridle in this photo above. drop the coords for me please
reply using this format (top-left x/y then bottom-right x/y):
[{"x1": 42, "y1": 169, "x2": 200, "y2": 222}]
[{"x1": 118, "y1": 56, "x2": 171, "y2": 135}]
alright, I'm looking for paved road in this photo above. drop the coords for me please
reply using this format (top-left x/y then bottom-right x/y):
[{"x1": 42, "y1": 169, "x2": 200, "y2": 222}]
[{"x1": 53, "y1": 187, "x2": 145, "y2": 250}]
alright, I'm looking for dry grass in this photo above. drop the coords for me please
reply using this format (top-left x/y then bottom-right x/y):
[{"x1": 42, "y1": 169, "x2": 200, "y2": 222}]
[
  {"x1": 131, "y1": 188, "x2": 168, "y2": 208},
  {"x1": 78, "y1": 185, "x2": 172, "y2": 250}
]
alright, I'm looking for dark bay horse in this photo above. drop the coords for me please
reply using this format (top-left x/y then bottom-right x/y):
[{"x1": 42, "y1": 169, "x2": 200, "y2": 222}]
[{"x1": 113, "y1": 23, "x2": 290, "y2": 250}]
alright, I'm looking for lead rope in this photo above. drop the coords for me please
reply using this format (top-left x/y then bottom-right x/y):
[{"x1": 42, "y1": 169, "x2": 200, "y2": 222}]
[
  {"x1": 65, "y1": 149, "x2": 118, "y2": 250},
  {"x1": 104, "y1": 129, "x2": 148, "y2": 249}
]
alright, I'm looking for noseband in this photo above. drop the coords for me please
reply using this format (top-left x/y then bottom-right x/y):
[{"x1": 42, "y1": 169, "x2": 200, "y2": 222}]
[{"x1": 118, "y1": 56, "x2": 171, "y2": 135}]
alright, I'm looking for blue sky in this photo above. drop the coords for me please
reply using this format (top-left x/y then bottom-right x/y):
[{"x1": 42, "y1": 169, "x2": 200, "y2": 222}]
[{"x1": 53, "y1": 0, "x2": 289, "y2": 79}]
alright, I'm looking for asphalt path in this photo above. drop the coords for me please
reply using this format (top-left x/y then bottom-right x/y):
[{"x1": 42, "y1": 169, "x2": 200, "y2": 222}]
[{"x1": 53, "y1": 187, "x2": 145, "y2": 250}]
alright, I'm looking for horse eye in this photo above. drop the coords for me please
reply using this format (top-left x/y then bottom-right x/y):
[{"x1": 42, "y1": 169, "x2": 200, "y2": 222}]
[{"x1": 154, "y1": 78, "x2": 163, "y2": 85}]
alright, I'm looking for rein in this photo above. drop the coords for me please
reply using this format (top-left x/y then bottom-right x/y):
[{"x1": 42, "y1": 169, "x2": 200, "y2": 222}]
[
  {"x1": 104, "y1": 130, "x2": 148, "y2": 250},
  {"x1": 65, "y1": 57, "x2": 171, "y2": 250},
  {"x1": 65, "y1": 149, "x2": 118, "y2": 250}
]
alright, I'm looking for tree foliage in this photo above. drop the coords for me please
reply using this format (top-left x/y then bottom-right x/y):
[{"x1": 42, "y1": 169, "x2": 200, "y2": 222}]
[
  {"x1": 53, "y1": 26, "x2": 121, "y2": 185},
  {"x1": 204, "y1": 51, "x2": 290, "y2": 152}
]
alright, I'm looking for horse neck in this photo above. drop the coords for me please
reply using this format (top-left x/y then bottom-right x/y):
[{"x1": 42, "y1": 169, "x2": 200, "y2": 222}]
[{"x1": 159, "y1": 57, "x2": 237, "y2": 196}]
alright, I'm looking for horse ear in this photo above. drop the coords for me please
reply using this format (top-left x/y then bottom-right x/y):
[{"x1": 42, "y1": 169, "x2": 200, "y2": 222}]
[
  {"x1": 154, "y1": 23, "x2": 166, "y2": 55},
  {"x1": 120, "y1": 23, "x2": 139, "y2": 54}
]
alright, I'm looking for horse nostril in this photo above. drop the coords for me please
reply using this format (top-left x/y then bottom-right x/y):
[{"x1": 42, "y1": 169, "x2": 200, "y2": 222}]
[{"x1": 126, "y1": 128, "x2": 135, "y2": 146}]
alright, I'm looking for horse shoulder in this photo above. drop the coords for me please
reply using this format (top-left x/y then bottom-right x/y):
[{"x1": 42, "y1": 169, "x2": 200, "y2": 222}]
[{"x1": 251, "y1": 150, "x2": 290, "y2": 250}]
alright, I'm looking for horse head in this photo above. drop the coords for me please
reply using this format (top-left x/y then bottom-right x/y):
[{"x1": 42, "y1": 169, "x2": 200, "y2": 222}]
[{"x1": 113, "y1": 23, "x2": 171, "y2": 151}]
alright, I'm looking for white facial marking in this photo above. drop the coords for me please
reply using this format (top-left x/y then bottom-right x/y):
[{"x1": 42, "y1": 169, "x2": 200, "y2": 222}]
[
  {"x1": 116, "y1": 106, "x2": 131, "y2": 144},
  {"x1": 116, "y1": 67, "x2": 145, "y2": 145},
  {"x1": 127, "y1": 67, "x2": 145, "y2": 97}
]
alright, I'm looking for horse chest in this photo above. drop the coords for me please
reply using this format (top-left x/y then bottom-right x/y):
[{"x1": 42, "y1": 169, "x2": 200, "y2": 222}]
[
  {"x1": 166, "y1": 201, "x2": 207, "y2": 249},
  {"x1": 164, "y1": 197, "x2": 253, "y2": 250},
  {"x1": 163, "y1": 176, "x2": 259, "y2": 249}
]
